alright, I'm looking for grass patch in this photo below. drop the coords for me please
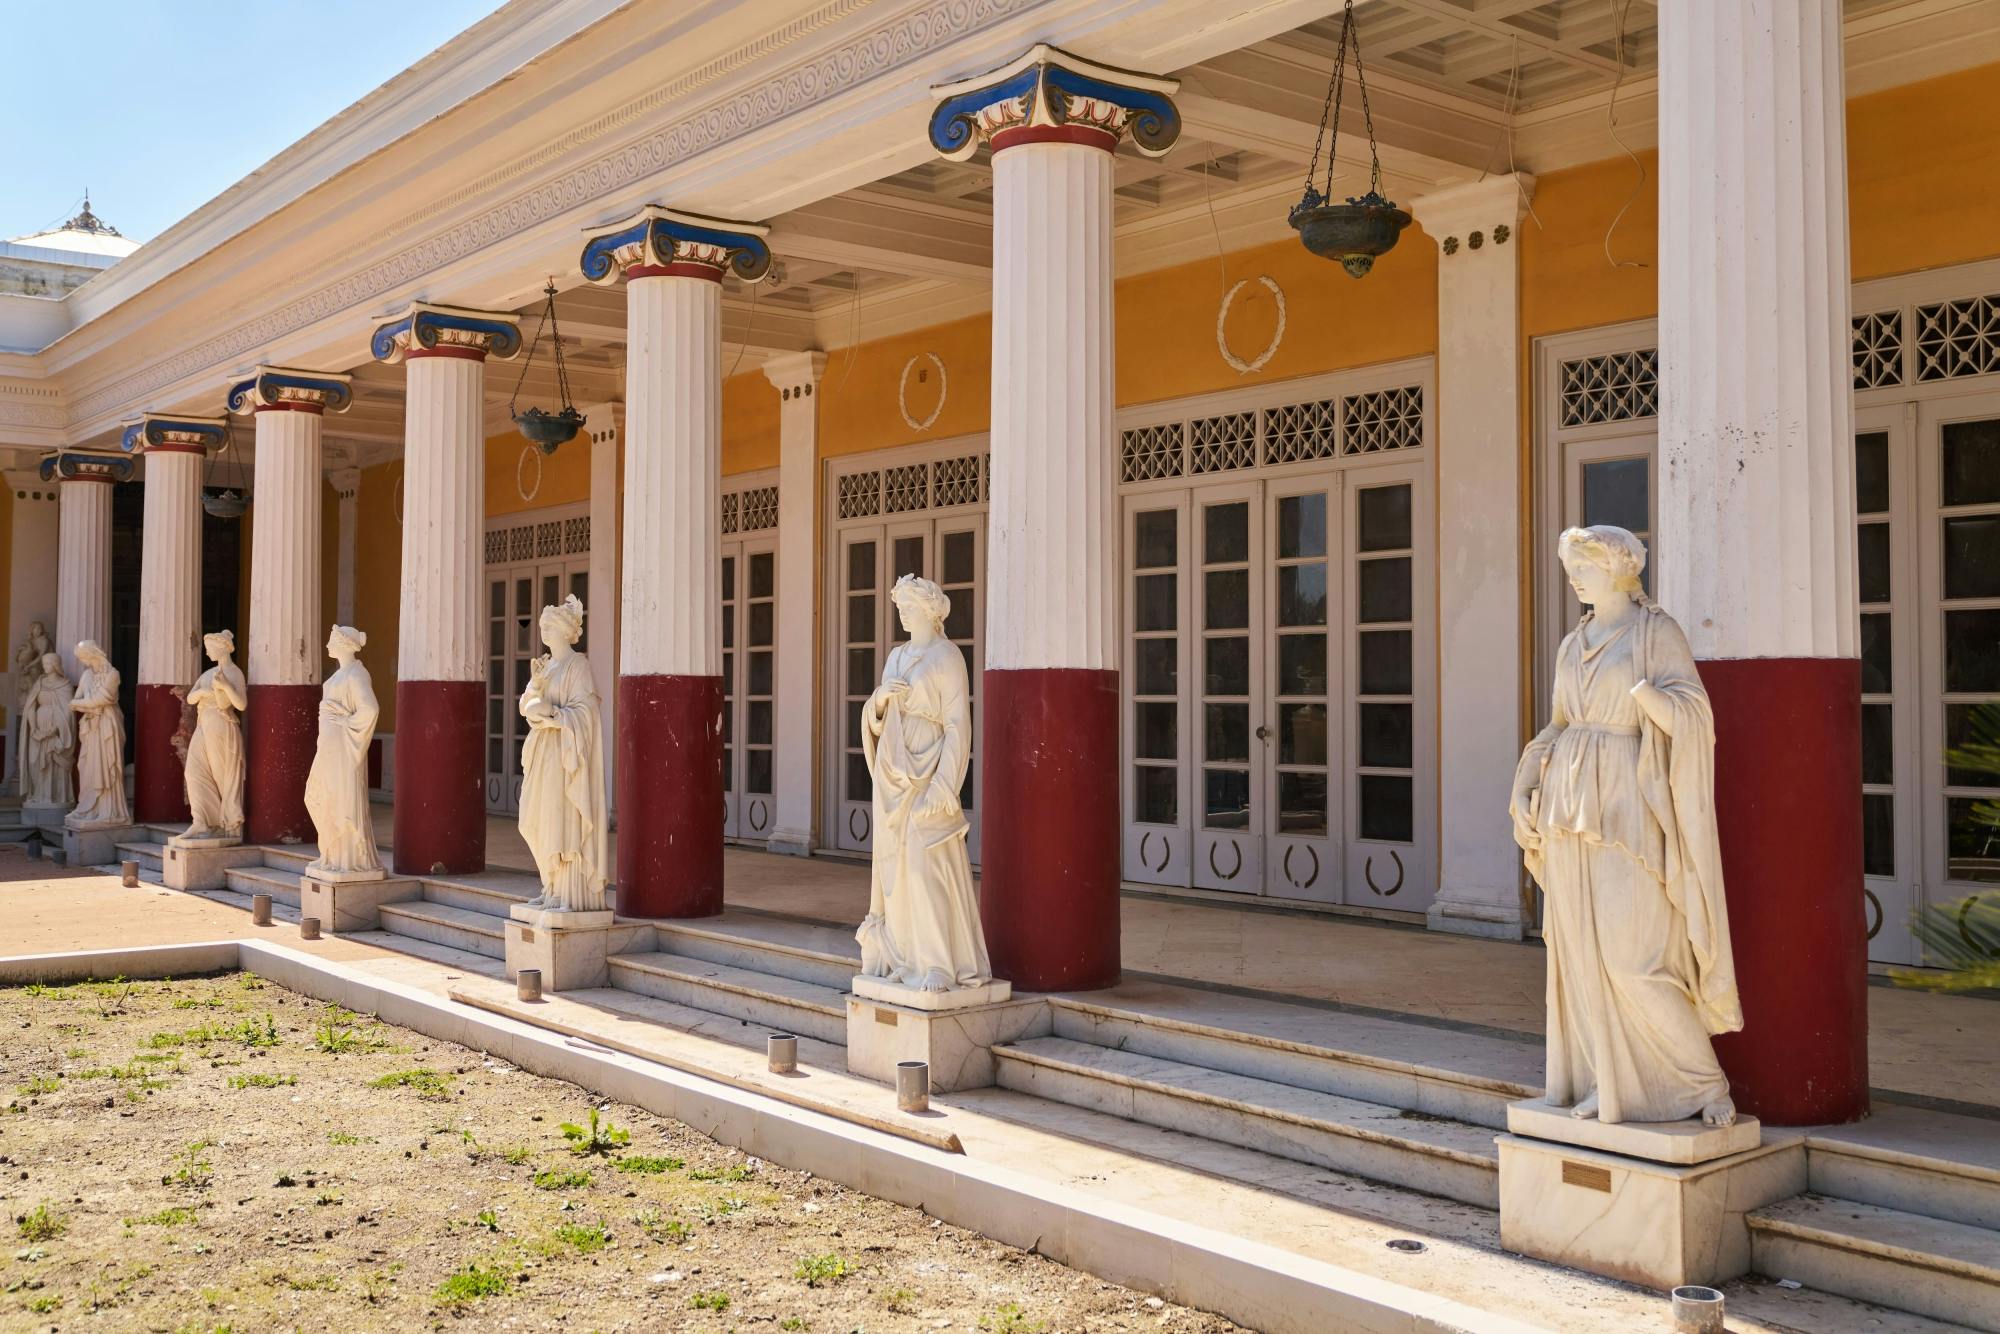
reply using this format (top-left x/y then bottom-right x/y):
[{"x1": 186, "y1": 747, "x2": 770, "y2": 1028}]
[
  {"x1": 613, "y1": 1154, "x2": 683, "y2": 1175},
  {"x1": 16, "y1": 1075, "x2": 59, "y2": 1096},
  {"x1": 124, "y1": 1205, "x2": 198, "y2": 1227},
  {"x1": 327, "y1": 1131, "x2": 374, "y2": 1146},
  {"x1": 689, "y1": 1162, "x2": 754, "y2": 1183},
  {"x1": 984, "y1": 1303, "x2": 1050, "y2": 1334},
  {"x1": 433, "y1": 1262, "x2": 514, "y2": 1306},
  {"x1": 551, "y1": 1221, "x2": 611, "y2": 1255},
  {"x1": 166, "y1": 1140, "x2": 214, "y2": 1190},
  {"x1": 689, "y1": 1290, "x2": 731, "y2": 1312},
  {"x1": 533, "y1": 1169, "x2": 593, "y2": 1191},
  {"x1": 368, "y1": 1068, "x2": 453, "y2": 1100},
  {"x1": 795, "y1": 1253, "x2": 851, "y2": 1287},
  {"x1": 559, "y1": 1106, "x2": 630, "y2": 1156},
  {"x1": 634, "y1": 1208, "x2": 691, "y2": 1244},
  {"x1": 227, "y1": 1073, "x2": 296, "y2": 1089},
  {"x1": 16, "y1": 1203, "x2": 64, "y2": 1242}
]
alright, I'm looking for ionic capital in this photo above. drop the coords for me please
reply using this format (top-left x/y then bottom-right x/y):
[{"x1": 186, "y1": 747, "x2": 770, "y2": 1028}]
[
  {"x1": 226, "y1": 365, "x2": 355, "y2": 416},
  {"x1": 39, "y1": 449, "x2": 135, "y2": 484},
  {"x1": 118, "y1": 414, "x2": 228, "y2": 457},
  {"x1": 580, "y1": 206, "x2": 773, "y2": 285},
  {"x1": 929, "y1": 44, "x2": 1179, "y2": 161},
  {"x1": 370, "y1": 302, "x2": 522, "y2": 364}
]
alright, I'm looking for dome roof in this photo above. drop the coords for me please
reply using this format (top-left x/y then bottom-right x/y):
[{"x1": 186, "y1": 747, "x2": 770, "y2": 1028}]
[{"x1": 6, "y1": 197, "x2": 141, "y2": 262}]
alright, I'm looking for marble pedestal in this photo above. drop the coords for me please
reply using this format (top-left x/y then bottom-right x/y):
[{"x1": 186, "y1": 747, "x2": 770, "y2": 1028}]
[
  {"x1": 1498, "y1": 1097, "x2": 1800, "y2": 1290},
  {"x1": 845, "y1": 977, "x2": 1044, "y2": 1093},
  {"x1": 298, "y1": 872, "x2": 416, "y2": 933},
  {"x1": 61, "y1": 822, "x2": 138, "y2": 867},
  {"x1": 163, "y1": 839, "x2": 264, "y2": 891},
  {"x1": 21, "y1": 802, "x2": 67, "y2": 831},
  {"x1": 504, "y1": 905, "x2": 620, "y2": 992}
]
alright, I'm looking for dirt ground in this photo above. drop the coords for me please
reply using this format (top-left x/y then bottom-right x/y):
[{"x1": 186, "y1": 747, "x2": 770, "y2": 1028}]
[{"x1": 0, "y1": 972, "x2": 1249, "y2": 1333}]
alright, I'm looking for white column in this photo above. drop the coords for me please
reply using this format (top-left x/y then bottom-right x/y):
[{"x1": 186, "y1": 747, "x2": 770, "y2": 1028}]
[
  {"x1": 583, "y1": 404, "x2": 620, "y2": 808},
  {"x1": 622, "y1": 275, "x2": 721, "y2": 679},
  {"x1": 762, "y1": 351, "x2": 827, "y2": 856},
  {"x1": 247, "y1": 409, "x2": 324, "y2": 690},
  {"x1": 6, "y1": 470, "x2": 60, "y2": 789},
  {"x1": 136, "y1": 450, "x2": 203, "y2": 691},
  {"x1": 53, "y1": 464, "x2": 117, "y2": 681},
  {"x1": 331, "y1": 468, "x2": 360, "y2": 629},
  {"x1": 1410, "y1": 175, "x2": 1534, "y2": 941}
]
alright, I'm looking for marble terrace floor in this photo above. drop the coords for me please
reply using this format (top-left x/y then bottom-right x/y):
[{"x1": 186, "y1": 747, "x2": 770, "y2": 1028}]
[{"x1": 360, "y1": 805, "x2": 2000, "y2": 1117}]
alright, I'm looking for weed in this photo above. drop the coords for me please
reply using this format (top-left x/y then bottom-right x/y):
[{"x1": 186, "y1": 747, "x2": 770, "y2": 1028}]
[
  {"x1": 633, "y1": 1208, "x2": 691, "y2": 1243},
  {"x1": 689, "y1": 1162, "x2": 754, "y2": 1183},
  {"x1": 358, "y1": 1262, "x2": 402, "y2": 1305},
  {"x1": 21, "y1": 982, "x2": 64, "y2": 998},
  {"x1": 501, "y1": 1145, "x2": 533, "y2": 1166},
  {"x1": 16, "y1": 1204, "x2": 64, "y2": 1242},
  {"x1": 472, "y1": 1209, "x2": 500, "y2": 1233},
  {"x1": 551, "y1": 1221, "x2": 611, "y2": 1254},
  {"x1": 984, "y1": 1303, "x2": 1049, "y2": 1334},
  {"x1": 433, "y1": 1262, "x2": 513, "y2": 1305},
  {"x1": 781, "y1": 1320, "x2": 807, "y2": 1332},
  {"x1": 795, "y1": 1253, "x2": 851, "y2": 1287},
  {"x1": 90, "y1": 977, "x2": 135, "y2": 1017},
  {"x1": 166, "y1": 1140, "x2": 214, "y2": 1191},
  {"x1": 226, "y1": 1073, "x2": 296, "y2": 1089},
  {"x1": 16, "y1": 1075, "x2": 58, "y2": 1096},
  {"x1": 238, "y1": 972, "x2": 265, "y2": 990},
  {"x1": 327, "y1": 1131, "x2": 374, "y2": 1146},
  {"x1": 688, "y1": 1290, "x2": 731, "y2": 1312},
  {"x1": 883, "y1": 1288, "x2": 918, "y2": 1315},
  {"x1": 27, "y1": 1293, "x2": 62, "y2": 1313},
  {"x1": 614, "y1": 1154, "x2": 682, "y2": 1175},
  {"x1": 64, "y1": 1047, "x2": 87, "y2": 1059},
  {"x1": 314, "y1": 1191, "x2": 343, "y2": 1206},
  {"x1": 559, "y1": 1106, "x2": 630, "y2": 1156},
  {"x1": 131, "y1": 1052, "x2": 179, "y2": 1065},
  {"x1": 533, "y1": 1169, "x2": 593, "y2": 1191},
  {"x1": 233, "y1": 1015, "x2": 280, "y2": 1048},
  {"x1": 172, "y1": 996, "x2": 225, "y2": 1011},
  {"x1": 276, "y1": 1272, "x2": 339, "y2": 1293},
  {"x1": 124, "y1": 1206, "x2": 198, "y2": 1227},
  {"x1": 313, "y1": 1018, "x2": 364, "y2": 1054},
  {"x1": 368, "y1": 1068, "x2": 453, "y2": 1100},
  {"x1": 699, "y1": 1195, "x2": 748, "y2": 1221}
]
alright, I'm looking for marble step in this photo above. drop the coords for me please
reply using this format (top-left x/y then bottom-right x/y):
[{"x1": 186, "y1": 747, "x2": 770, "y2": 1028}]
[
  {"x1": 195, "y1": 886, "x2": 303, "y2": 926},
  {"x1": 256, "y1": 844, "x2": 318, "y2": 872},
  {"x1": 992, "y1": 1035, "x2": 1500, "y2": 1209},
  {"x1": 0, "y1": 824, "x2": 37, "y2": 843},
  {"x1": 649, "y1": 915, "x2": 861, "y2": 991},
  {"x1": 1748, "y1": 1194, "x2": 2000, "y2": 1331},
  {"x1": 607, "y1": 951, "x2": 849, "y2": 1046},
  {"x1": 415, "y1": 870, "x2": 539, "y2": 919},
  {"x1": 1048, "y1": 984, "x2": 1541, "y2": 1131},
  {"x1": 1805, "y1": 1104, "x2": 2000, "y2": 1231},
  {"x1": 377, "y1": 900, "x2": 507, "y2": 958},
  {"x1": 223, "y1": 865, "x2": 304, "y2": 908},
  {"x1": 113, "y1": 840, "x2": 166, "y2": 873},
  {"x1": 342, "y1": 929, "x2": 507, "y2": 980}
]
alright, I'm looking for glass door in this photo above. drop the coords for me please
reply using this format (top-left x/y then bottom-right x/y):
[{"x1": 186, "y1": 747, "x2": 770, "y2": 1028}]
[
  {"x1": 483, "y1": 559, "x2": 587, "y2": 815},
  {"x1": 1122, "y1": 496, "x2": 1191, "y2": 886},
  {"x1": 1266, "y1": 481, "x2": 1337, "y2": 901},
  {"x1": 1193, "y1": 485, "x2": 1264, "y2": 893},
  {"x1": 720, "y1": 540, "x2": 777, "y2": 842},
  {"x1": 835, "y1": 531, "x2": 881, "y2": 853}
]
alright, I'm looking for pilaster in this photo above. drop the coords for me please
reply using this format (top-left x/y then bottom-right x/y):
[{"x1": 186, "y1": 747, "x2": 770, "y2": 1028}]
[
  {"x1": 1409, "y1": 175, "x2": 1534, "y2": 942},
  {"x1": 42, "y1": 450, "x2": 133, "y2": 681},
  {"x1": 762, "y1": 351, "x2": 828, "y2": 857},
  {"x1": 331, "y1": 468, "x2": 360, "y2": 630}
]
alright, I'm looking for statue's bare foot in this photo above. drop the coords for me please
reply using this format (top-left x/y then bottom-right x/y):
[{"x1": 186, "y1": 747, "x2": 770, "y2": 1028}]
[
  {"x1": 1701, "y1": 1096, "x2": 1737, "y2": 1128},
  {"x1": 1569, "y1": 1093, "x2": 1600, "y2": 1120}
]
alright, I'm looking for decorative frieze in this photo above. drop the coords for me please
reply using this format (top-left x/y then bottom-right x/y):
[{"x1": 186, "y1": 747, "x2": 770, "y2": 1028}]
[
  {"x1": 579, "y1": 206, "x2": 772, "y2": 285},
  {"x1": 225, "y1": 366, "x2": 354, "y2": 415},
  {"x1": 929, "y1": 44, "x2": 1180, "y2": 160},
  {"x1": 370, "y1": 303, "x2": 522, "y2": 364},
  {"x1": 118, "y1": 414, "x2": 227, "y2": 457}
]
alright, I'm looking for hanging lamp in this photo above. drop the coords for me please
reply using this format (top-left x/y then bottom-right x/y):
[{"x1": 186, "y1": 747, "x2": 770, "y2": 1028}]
[
  {"x1": 509, "y1": 279, "x2": 586, "y2": 453},
  {"x1": 1288, "y1": 0, "x2": 1410, "y2": 278},
  {"x1": 202, "y1": 420, "x2": 249, "y2": 519}
]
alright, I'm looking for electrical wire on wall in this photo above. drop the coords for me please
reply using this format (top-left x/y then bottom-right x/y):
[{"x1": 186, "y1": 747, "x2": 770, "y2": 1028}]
[
  {"x1": 1601, "y1": 0, "x2": 1649, "y2": 270},
  {"x1": 1480, "y1": 35, "x2": 1545, "y2": 234}
]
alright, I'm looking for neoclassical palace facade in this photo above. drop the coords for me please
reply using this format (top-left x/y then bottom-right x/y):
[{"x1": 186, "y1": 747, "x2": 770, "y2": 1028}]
[{"x1": 5, "y1": 0, "x2": 2000, "y2": 1130}]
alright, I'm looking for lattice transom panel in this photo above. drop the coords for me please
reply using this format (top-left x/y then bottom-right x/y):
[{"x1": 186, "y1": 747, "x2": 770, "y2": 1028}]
[
  {"x1": 563, "y1": 516, "x2": 590, "y2": 554},
  {"x1": 837, "y1": 470, "x2": 881, "y2": 519},
  {"x1": 508, "y1": 527, "x2": 534, "y2": 562},
  {"x1": 1915, "y1": 294, "x2": 2000, "y2": 382},
  {"x1": 884, "y1": 463, "x2": 930, "y2": 513},
  {"x1": 1263, "y1": 397, "x2": 1339, "y2": 464},
  {"x1": 933, "y1": 453, "x2": 985, "y2": 507},
  {"x1": 1191, "y1": 411, "x2": 1257, "y2": 474},
  {"x1": 720, "y1": 492, "x2": 740, "y2": 534},
  {"x1": 1559, "y1": 350, "x2": 1658, "y2": 427},
  {"x1": 484, "y1": 530, "x2": 506, "y2": 564},
  {"x1": 739, "y1": 486, "x2": 778, "y2": 531},
  {"x1": 1342, "y1": 386, "x2": 1425, "y2": 455},
  {"x1": 1121, "y1": 423, "x2": 1184, "y2": 482},
  {"x1": 1852, "y1": 310, "x2": 1903, "y2": 389}
]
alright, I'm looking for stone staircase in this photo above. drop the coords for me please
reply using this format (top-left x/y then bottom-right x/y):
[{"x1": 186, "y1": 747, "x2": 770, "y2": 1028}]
[
  {"x1": 1746, "y1": 1104, "x2": 2000, "y2": 1330},
  {"x1": 608, "y1": 917, "x2": 858, "y2": 1046},
  {"x1": 113, "y1": 823, "x2": 184, "y2": 873}
]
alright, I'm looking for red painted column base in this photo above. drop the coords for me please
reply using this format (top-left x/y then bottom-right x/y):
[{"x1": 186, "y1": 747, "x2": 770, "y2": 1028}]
[
  {"x1": 980, "y1": 668, "x2": 1121, "y2": 991},
  {"x1": 134, "y1": 684, "x2": 190, "y2": 825},
  {"x1": 392, "y1": 679, "x2": 485, "y2": 876},
  {"x1": 246, "y1": 683, "x2": 318, "y2": 845},
  {"x1": 1701, "y1": 656, "x2": 1869, "y2": 1126},
  {"x1": 616, "y1": 674, "x2": 724, "y2": 919}
]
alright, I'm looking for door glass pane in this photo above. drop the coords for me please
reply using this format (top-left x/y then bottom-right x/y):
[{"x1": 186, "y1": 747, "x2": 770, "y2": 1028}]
[
  {"x1": 1277, "y1": 635, "x2": 1326, "y2": 696},
  {"x1": 1943, "y1": 516, "x2": 2000, "y2": 599},
  {"x1": 1855, "y1": 432, "x2": 1890, "y2": 513},
  {"x1": 1204, "y1": 503, "x2": 1249, "y2": 564},
  {"x1": 1136, "y1": 510, "x2": 1177, "y2": 568},
  {"x1": 893, "y1": 535, "x2": 925, "y2": 581},
  {"x1": 748, "y1": 651, "x2": 772, "y2": 696},
  {"x1": 943, "y1": 598, "x2": 974, "y2": 640},
  {"x1": 1355, "y1": 486, "x2": 1410, "y2": 552},
  {"x1": 1135, "y1": 702, "x2": 1176, "y2": 760},
  {"x1": 1359, "y1": 774, "x2": 1414, "y2": 842},
  {"x1": 1358, "y1": 558, "x2": 1413, "y2": 622},
  {"x1": 1135, "y1": 574, "x2": 1176, "y2": 632},
  {"x1": 1135, "y1": 639, "x2": 1176, "y2": 696},
  {"x1": 1863, "y1": 794, "x2": 1895, "y2": 878},
  {"x1": 721, "y1": 555, "x2": 736, "y2": 599},
  {"x1": 749, "y1": 601, "x2": 774, "y2": 646},
  {"x1": 1359, "y1": 631, "x2": 1412, "y2": 695},
  {"x1": 1857, "y1": 522, "x2": 1890, "y2": 603},
  {"x1": 1277, "y1": 565, "x2": 1327, "y2": 626},
  {"x1": 1204, "y1": 768, "x2": 1250, "y2": 829},
  {"x1": 1204, "y1": 637, "x2": 1250, "y2": 695},
  {"x1": 846, "y1": 752, "x2": 872, "y2": 803},
  {"x1": 1945, "y1": 610, "x2": 2000, "y2": 692},
  {"x1": 748, "y1": 551, "x2": 774, "y2": 598},
  {"x1": 847, "y1": 648, "x2": 875, "y2": 696},
  {"x1": 748, "y1": 701, "x2": 773, "y2": 746},
  {"x1": 848, "y1": 596, "x2": 875, "y2": 644},
  {"x1": 941, "y1": 530, "x2": 975, "y2": 585},
  {"x1": 1204, "y1": 570, "x2": 1249, "y2": 629},
  {"x1": 1278, "y1": 493, "x2": 1328, "y2": 558},
  {"x1": 1277, "y1": 772, "x2": 1328, "y2": 835},
  {"x1": 1582, "y1": 457, "x2": 1649, "y2": 534},
  {"x1": 747, "y1": 750, "x2": 773, "y2": 795},
  {"x1": 722, "y1": 603, "x2": 735, "y2": 649},
  {"x1": 1860, "y1": 704, "x2": 1893, "y2": 785},
  {"x1": 1279, "y1": 703, "x2": 1326, "y2": 766},
  {"x1": 1947, "y1": 798, "x2": 2000, "y2": 882},
  {"x1": 848, "y1": 542, "x2": 876, "y2": 590},
  {"x1": 1204, "y1": 704, "x2": 1249, "y2": 762},
  {"x1": 1359, "y1": 702, "x2": 1414, "y2": 769},
  {"x1": 1136, "y1": 766, "x2": 1176, "y2": 824},
  {"x1": 1860, "y1": 613, "x2": 1892, "y2": 692},
  {"x1": 1942, "y1": 418, "x2": 2000, "y2": 506},
  {"x1": 1946, "y1": 704, "x2": 1996, "y2": 787}
]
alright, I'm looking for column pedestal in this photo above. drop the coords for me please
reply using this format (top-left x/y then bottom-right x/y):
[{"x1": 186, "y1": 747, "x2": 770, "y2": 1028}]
[{"x1": 616, "y1": 674, "x2": 723, "y2": 917}]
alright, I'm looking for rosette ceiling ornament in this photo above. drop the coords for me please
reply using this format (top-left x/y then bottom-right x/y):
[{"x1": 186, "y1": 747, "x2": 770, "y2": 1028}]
[{"x1": 1288, "y1": 0, "x2": 1411, "y2": 278}]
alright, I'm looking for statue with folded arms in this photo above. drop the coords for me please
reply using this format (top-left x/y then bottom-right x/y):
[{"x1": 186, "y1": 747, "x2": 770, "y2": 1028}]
[
  {"x1": 304, "y1": 626, "x2": 384, "y2": 879},
  {"x1": 1510, "y1": 526, "x2": 1742, "y2": 1128},
  {"x1": 178, "y1": 630, "x2": 247, "y2": 843},
  {"x1": 66, "y1": 639, "x2": 130, "y2": 829},
  {"x1": 516, "y1": 595, "x2": 607, "y2": 914}
]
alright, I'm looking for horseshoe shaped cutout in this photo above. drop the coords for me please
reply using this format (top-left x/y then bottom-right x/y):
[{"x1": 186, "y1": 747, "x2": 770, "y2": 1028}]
[
  {"x1": 1140, "y1": 830, "x2": 1170, "y2": 873},
  {"x1": 1208, "y1": 839, "x2": 1243, "y2": 881},
  {"x1": 848, "y1": 807, "x2": 870, "y2": 843},
  {"x1": 1364, "y1": 848, "x2": 1406, "y2": 897},
  {"x1": 749, "y1": 799, "x2": 769, "y2": 832},
  {"x1": 1864, "y1": 887, "x2": 1883, "y2": 940},
  {"x1": 1282, "y1": 844, "x2": 1320, "y2": 890}
]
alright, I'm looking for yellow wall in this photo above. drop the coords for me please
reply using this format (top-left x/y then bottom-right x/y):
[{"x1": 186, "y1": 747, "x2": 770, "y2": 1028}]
[
  {"x1": 722, "y1": 369, "x2": 781, "y2": 474},
  {"x1": 1519, "y1": 151, "x2": 1660, "y2": 341},
  {"x1": 486, "y1": 428, "x2": 590, "y2": 517},
  {"x1": 1850, "y1": 61, "x2": 2000, "y2": 280},
  {"x1": 354, "y1": 460, "x2": 403, "y2": 730}
]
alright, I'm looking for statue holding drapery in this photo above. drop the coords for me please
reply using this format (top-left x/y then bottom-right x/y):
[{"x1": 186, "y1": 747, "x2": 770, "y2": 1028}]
[
  {"x1": 21, "y1": 653, "x2": 74, "y2": 812},
  {"x1": 516, "y1": 595, "x2": 607, "y2": 914},
  {"x1": 66, "y1": 640, "x2": 130, "y2": 830},
  {"x1": 176, "y1": 630, "x2": 247, "y2": 844},
  {"x1": 304, "y1": 626, "x2": 384, "y2": 879}
]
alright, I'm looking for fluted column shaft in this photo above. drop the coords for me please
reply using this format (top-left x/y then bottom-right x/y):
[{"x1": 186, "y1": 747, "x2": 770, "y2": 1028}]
[
  {"x1": 244, "y1": 406, "x2": 324, "y2": 843},
  {"x1": 134, "y1": 449, "x2": 204, "y2": 822},
  {"x1": 618, "y1": 273, "x2": 725, "y2": 917},
  {"x1": 1657, "y1": 0, "x2": 1866, "y2": 1125},
  {"x1": 55, "y1": 477, "x2": 114, "y2": 683}
]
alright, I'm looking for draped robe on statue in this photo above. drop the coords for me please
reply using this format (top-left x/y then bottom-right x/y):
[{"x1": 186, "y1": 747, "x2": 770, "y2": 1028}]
[
  {"x1": 856, "y1": 638, "x2": 992, "y2": 991},
  {"x1": 23, "y1": 672, "x2": 75, "y2": 808},
  {"x1": 304, "y1": 661, "x2": 383, "y2": 876},
  {"x1": 184, "y1": 662, "x2": 246, "y2": 837},
  {"x1": 70, "y1": 665, "x2": 129, "y2": 827},
  {"x1": 1514, "y1": 604, "x2": 1742, "y2": 1124},
  {"x1": 517, "y1": 651, "x2": 607, "y2": 912}
]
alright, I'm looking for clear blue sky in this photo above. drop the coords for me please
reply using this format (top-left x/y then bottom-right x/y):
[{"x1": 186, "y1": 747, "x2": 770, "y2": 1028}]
[{"x1": 1, "y1": 0, "x2": 506, "y2": 245}]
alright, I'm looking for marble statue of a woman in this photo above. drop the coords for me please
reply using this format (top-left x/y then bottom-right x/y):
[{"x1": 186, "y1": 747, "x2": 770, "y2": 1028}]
[
  {"x1": 516, "y1": 595, "x2": 607, "y2": 914},
  {"x1": 304, "y1": 626, "x2": 384, "y2": 880},
  {"x1": 21, "y1": 653, "x2": 75, "y2": 812},
  {"x1": 1510, "y1": 526, "x2": 1743, "y2": 1128},
  {"x1": 854, "y1": 574, "x2": 999, "y2": 997},
  {"x1": 177, "y1": 630, "x2": 248, "y2": 845},
  {"x1": 66, "y1": 639, "x2": 130, "y2": 829}
]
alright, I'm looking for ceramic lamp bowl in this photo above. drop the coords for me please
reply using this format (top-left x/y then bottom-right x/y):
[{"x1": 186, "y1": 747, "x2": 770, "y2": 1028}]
[
  {"x1": 515, "y1": 406, "x2": 585, "y2": 453},
  {"x1": 1290, "y1": 199, "x2": 1412, "y2": 278}
]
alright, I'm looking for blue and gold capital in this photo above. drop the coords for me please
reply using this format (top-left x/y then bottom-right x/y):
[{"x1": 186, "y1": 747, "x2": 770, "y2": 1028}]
[
  {"x1": 226, "y1": 366, "x2": 355, "y2": 416},
  {"x1": 928, "y1": 44, "x2": 1180, "y2": 162},
  {"x1": 39, "y1": 449, "x2": 136, "y2": 484},
  {"x1": 370, "y1": 302, "x2": 523, "y2": 364},
  {"x1": 117, "y1": 413, "x2": 229, "y2": 457},
  {"x1": 579, "y1": 206, "x2": 773, "y2": 286}
]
